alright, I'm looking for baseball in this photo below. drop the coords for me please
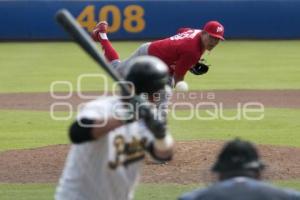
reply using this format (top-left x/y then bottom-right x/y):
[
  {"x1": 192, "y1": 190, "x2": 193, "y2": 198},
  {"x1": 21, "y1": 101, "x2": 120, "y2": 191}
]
[{"x1": 175, "y1": 81, "x2": 189, "y2": 92}]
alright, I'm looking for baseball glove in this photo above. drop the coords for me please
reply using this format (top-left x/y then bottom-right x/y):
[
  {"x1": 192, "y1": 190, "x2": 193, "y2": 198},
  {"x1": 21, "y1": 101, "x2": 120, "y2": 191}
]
[{"x1": 189, "y1": 59, "x2": 210, "y2": 75}]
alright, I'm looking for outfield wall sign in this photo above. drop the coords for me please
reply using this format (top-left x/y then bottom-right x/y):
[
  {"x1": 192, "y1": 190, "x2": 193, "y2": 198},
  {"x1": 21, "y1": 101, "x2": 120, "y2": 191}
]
[{"x1": 0, "y1": 1, "x2": 299, "y2": 40}]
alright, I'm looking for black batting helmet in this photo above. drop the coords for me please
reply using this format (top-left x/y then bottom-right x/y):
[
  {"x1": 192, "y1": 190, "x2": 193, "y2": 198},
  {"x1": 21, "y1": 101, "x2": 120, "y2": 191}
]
[
  {"x1": 125, "y1": 56, "x2": 169, "y2": 94},
  {"x1": 212, "y1": 139, "x2": 265, "y2": 173}
]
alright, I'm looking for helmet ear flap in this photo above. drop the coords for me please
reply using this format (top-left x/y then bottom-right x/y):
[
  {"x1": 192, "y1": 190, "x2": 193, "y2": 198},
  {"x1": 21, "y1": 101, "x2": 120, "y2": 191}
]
[{"x1": 120, "y1": 81, "x2": 135, "y2": 97}]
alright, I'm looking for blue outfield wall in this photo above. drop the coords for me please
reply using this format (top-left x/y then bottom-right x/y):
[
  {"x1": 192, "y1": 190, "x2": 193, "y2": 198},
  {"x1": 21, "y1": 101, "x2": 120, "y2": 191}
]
[{"x1": 0, "y1": 0, "x2": 300, "y2": 40}]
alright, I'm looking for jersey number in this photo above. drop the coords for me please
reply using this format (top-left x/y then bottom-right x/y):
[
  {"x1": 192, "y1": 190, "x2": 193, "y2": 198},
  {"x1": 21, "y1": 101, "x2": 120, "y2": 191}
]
[
  {"x1": 108, "y1": 136, "x2": 147, "y2": 169},
  {"x1": 170, "y1": 30, "x2": 200, "y2": 40}
]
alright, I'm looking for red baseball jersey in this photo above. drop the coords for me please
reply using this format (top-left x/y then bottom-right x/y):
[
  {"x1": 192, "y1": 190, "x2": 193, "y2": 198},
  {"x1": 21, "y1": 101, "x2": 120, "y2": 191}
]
[{"x1": 148, "y1": 29, "x2": 205, "y2": 78}]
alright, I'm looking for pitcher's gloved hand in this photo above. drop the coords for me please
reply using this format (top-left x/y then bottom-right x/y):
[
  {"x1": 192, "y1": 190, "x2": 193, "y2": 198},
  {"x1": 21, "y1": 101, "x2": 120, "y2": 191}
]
[{"x1": 189, "y1": 59, "x2": 210, "y2": 75}]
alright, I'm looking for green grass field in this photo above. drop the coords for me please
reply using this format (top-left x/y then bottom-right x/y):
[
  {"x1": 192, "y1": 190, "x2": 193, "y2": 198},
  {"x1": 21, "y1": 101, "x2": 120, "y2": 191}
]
[
  {"x1": 0, "y1": 41, "x2": 300, "y2": 199},
  {"x1": 0, "y1": 108, "x2": 300, "y2": 152},
  {"x1": 0, "y1": 41, "x2": 300, "y2": 92},
  {"x1": 1, "y1": 181, "x2": 300, "y2": 200}
]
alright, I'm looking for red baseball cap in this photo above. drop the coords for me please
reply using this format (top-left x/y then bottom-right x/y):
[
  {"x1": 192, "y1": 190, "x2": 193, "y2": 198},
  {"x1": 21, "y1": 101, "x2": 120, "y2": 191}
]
[{"x1": 203, "y1": 21, "x2": 225, "y2": 40}]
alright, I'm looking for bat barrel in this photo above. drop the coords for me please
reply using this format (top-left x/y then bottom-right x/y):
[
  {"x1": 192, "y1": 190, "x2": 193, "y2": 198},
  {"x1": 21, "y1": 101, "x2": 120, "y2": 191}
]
[{"x1": 55, "y1": 9, "x2": 131, "y2": 95}]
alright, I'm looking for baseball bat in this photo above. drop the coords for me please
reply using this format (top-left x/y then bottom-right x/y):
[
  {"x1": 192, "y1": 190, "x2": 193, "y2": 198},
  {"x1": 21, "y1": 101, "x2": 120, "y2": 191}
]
[
  {"x1": 55, "y1": 10, "x2": 165, "y2": 134},
  {"x1": 55, "y1": 9, "x2": 131, "y2": 95}
]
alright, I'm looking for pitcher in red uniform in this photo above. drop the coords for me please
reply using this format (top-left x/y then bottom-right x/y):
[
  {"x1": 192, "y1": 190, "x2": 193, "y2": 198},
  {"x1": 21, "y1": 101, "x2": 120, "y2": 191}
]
[
  {"x1": 92, "y1": 21, "x2": 224, "y2": 119},
  {"x1": 92, "y1": 20, "x2": 224, "y2": 86}
]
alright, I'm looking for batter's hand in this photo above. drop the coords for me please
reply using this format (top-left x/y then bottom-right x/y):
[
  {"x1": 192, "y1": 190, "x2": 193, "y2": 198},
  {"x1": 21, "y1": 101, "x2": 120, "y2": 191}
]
[
  {"x1": 139, "y1": 106, "x2": 167, "y2": 139},
  {"x1": 124, "y1": 95, "x2": 167, "y2": 139},
  {"x1": 121, "y1": 95, "x2": 146, "y2": 124},
  {"x1": 122, "y1": 95, "x2": 152, "y2": 123}
]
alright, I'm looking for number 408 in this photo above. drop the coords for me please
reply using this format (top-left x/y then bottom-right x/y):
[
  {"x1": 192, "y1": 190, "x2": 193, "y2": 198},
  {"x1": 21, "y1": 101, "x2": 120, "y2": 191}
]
[{"x1": 77, "y1": 5, "x2": 145, "y2": 33}]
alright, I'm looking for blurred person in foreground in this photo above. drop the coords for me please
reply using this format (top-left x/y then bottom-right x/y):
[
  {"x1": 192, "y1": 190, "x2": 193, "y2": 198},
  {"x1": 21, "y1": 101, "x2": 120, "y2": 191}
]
[
  {"x1": 179, "y1": 139, "x2": 300, "y2": 200},
  {"x1": 55, "y1": 56, "x2": 174, "y2": 200}
]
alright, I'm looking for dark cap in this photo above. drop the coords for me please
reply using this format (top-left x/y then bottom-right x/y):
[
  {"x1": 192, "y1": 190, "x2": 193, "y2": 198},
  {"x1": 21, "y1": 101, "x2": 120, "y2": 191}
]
[{"x1": 212, "y1": 139, "x2": 265, "y2": 173}]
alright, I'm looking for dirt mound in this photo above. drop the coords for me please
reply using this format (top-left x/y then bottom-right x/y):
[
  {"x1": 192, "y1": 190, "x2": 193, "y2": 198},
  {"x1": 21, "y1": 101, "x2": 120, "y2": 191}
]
[
  {"x1": 0, "y1": 90, "x2": 300, "y2": 111},
  {"x1": 1, "y1": 141, "x2": 300, "y2": 184}
]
